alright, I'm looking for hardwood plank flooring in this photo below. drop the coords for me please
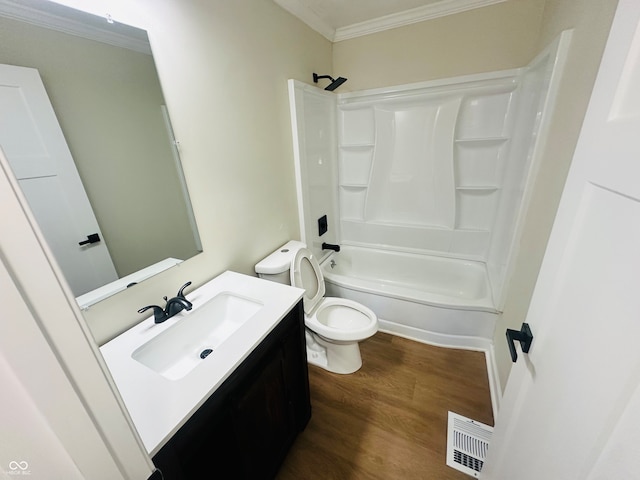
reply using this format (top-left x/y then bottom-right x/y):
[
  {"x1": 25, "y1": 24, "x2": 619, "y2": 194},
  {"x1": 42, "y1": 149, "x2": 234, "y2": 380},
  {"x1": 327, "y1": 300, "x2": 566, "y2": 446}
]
[{"x1": 276, "y1": 332, "x2": 494, "y2": 480}]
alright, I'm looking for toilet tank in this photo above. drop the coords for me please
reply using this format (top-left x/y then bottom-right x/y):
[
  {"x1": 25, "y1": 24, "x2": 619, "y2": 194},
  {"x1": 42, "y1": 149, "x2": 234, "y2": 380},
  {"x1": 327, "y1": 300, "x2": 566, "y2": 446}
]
[{"x1": 255, "y1": 240, "x2": 306, "y2": 285}]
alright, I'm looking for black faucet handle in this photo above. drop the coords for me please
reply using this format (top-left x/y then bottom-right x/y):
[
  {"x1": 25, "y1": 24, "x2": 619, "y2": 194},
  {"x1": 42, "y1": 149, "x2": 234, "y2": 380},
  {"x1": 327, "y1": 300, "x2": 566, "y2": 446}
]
[
  {"x1": 138, "y1": 304, "x2": 168, "y2": 324},
  {"x1": 322, "y1": 242, "x2": 341, "y2": 252},
  {"x1": 177, "y1": 281, "x2": 192, "y2": 299},
  {"x1": 138, "y1": 304, "x2": 163, "y2": 314}
]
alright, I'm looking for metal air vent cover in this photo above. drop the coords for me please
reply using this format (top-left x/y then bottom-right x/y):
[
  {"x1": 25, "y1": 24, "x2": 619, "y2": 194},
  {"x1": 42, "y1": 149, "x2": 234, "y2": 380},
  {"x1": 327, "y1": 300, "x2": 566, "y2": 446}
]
[{"x1": 446, "y1": 411, "x2": 493, "y2": 477}]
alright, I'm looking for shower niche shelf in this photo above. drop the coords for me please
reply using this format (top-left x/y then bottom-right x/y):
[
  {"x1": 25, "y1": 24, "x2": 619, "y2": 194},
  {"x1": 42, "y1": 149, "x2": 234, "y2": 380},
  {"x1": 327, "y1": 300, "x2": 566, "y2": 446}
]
[
  {"x1": 456, "y1": 227, "x2": 491, "y2": 232},
  {"x1": 339, "y1": 185, "x2": 367, "y2": 220},
  {"x1": 339, "y1": 143, "x2": 375, "y2": 148},
  {"x1": 339, "y1": 144, "x2": 374, "y2": 187},
  {"x1": 456, "y1": 186, "x2": 499, "y2": 191},
  {"x1": 454, "y1": 137, "x2": 509, "y2": 145},
  {"x1": 455, "y1": 188, "x2": 499, "y2": 231},
  {"x1": 339, "y1": 108, "x2": 375, "y2": 145},
  {"x1": 456, "y1": 90, "x2": 515, "y2": 139},
  {"x1": 454, "y1": 134, "x2": 508, "y2": 196}
]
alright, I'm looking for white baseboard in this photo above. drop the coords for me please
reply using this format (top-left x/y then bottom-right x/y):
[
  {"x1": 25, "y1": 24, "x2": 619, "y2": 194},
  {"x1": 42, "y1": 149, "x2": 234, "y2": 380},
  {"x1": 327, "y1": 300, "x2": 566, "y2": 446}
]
[
  {"x1": 484, "y1": 345, "x2": 501, "y2": 420},
  {"x1": 378, "y1": 319, "x2": 501, "y2": 421}
]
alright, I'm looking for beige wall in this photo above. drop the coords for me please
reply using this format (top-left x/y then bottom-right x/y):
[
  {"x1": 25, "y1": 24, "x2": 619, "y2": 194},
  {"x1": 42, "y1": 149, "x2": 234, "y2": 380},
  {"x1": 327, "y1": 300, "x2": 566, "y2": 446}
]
[
  {"x1": 0, "y1": 17, "x2": 198, "y2": 278},
  {"x1": 493, "y1": 0, "x2": 619, "y2": 389},
  {"x1": 333, "y1": 0, "x2": 545, "y2": 91},
  {"x1": 79, "y1": 0, "x2": 332, "y2": 344}
]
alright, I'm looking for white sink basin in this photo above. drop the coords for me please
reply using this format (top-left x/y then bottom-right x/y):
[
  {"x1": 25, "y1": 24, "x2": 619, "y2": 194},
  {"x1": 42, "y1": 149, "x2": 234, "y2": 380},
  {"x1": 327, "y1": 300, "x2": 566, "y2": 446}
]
[
  {"x1": 131, "y1": 292, "x2": 263, "y2": 380},
  {"x1": 100, "y1": 271, "x2": 305, "y2": 454}
]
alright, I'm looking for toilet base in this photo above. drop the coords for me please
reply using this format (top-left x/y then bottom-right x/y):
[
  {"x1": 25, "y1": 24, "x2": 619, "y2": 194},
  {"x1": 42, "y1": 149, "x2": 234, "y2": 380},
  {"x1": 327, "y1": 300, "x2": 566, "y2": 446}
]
[{"x1": 305, "y1": 330, "x2": 363, "y2": 374}]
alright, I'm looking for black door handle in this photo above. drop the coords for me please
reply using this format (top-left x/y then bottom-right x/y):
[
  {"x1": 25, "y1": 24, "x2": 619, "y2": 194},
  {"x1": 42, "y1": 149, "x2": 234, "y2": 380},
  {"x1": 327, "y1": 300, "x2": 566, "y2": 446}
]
[
  {"x1": 79, "y1": 233, "x2": 101, "y2": 246},
  {"x1": 506, "y1": 323, "x2": 533, "y2": 362}
]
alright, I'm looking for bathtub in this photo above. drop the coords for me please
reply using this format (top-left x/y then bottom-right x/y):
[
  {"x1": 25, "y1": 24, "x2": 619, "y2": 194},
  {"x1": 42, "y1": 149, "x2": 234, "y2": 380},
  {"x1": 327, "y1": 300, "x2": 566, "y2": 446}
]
[{"x1": 320, "y1": 245, "x2": 498, "y2": 350}]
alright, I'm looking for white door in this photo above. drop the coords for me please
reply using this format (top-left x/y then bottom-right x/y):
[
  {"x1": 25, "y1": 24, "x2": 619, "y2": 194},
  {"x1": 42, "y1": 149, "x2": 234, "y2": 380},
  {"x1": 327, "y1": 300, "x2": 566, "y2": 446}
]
[
  {"x1": 0, "y1": 64, "x2": 117, "y2": 296},
  {"x1": 482, "y1": 1, "x2": 640, "y2": 478},
  {"x1": 0, "y1": 146, "x2": 154, "y2": 479}
]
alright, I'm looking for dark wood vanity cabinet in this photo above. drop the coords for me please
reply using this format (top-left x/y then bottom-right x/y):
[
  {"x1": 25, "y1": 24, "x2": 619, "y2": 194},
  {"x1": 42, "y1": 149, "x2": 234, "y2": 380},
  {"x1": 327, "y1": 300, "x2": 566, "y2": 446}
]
[{"x1": 152, "y1": 301, "x2": 310, "y2": 479}]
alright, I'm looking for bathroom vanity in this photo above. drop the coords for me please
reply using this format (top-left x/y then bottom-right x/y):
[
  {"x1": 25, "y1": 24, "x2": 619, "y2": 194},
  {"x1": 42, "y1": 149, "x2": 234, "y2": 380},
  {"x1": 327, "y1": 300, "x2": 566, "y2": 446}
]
[
  {"x1": 152, "y1": 299, "x2": 309, "y2": 478},
  {"x1": 99, "y1": 272, "x2": 311, "y2": 479}
]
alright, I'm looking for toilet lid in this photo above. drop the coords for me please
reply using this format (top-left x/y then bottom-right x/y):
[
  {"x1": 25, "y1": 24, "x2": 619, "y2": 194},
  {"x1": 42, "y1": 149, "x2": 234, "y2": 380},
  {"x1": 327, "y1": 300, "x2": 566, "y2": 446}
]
[{"x1": 290, "y1": 248, "x2": 325, "y2": 314}]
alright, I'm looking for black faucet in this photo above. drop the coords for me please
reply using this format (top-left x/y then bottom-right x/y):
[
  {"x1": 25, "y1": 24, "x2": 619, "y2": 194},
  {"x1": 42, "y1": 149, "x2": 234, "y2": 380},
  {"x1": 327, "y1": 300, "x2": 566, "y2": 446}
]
[
  {"x1": 164, "y1": 296, "x2": 193, "y2": 317},
  {"x1": 138, "y1": 281, "x2": 193, "y2": 324},
  {"x1": 322, "y1": 242, "x2": 341, "y2": 252}
]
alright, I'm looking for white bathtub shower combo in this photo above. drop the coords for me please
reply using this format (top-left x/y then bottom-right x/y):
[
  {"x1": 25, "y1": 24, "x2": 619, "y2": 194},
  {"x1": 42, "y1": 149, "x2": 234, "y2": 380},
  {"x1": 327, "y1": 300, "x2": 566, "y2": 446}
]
[
  {"x1": 321, "y1": 245, "x2": 496, "y2": 350},
  {"x1": 286, "y1": 32, "x2": 571, "y2": 400}
]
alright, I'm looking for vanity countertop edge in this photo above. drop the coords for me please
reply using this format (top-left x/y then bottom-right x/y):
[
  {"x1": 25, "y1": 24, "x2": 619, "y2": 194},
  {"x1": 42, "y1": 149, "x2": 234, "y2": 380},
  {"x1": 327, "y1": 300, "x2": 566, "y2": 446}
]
[{"x1": 99, "y1": 270, "x2": 305, "y2": 456}]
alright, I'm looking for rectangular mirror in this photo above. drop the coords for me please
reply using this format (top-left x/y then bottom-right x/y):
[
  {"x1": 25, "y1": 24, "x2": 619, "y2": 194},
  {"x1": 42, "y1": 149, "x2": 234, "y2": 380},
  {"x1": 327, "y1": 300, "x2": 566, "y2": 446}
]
[{"x1": 0, "y1": 0, "x2": 202, "y2": 308}]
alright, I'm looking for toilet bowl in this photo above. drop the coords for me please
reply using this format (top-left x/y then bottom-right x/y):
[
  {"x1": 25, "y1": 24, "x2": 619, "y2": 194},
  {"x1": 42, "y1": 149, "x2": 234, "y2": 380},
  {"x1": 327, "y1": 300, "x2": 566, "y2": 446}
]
[{"x1": 255, "y1": 241, "x2": 378, "y2": 374}]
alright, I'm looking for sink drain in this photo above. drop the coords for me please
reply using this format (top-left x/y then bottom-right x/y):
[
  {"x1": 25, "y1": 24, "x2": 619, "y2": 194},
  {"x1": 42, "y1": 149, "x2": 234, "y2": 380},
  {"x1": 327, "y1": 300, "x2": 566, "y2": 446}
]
[{"x1": 200, "y1": 348, "x2": 213, "y2": 359}]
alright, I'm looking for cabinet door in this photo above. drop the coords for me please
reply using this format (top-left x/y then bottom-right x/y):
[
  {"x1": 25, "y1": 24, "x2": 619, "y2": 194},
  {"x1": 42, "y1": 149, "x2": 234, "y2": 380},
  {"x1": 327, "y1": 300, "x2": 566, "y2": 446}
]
[
  {"x1": 154, "y1": 403, "x2": 239, "y2": 479},
  {"x1": 233, "y1": 346, "x2": 295, "y2": 479},
  {"x1": 152, "y1": 302, "x2": 309, "y2": 479}
]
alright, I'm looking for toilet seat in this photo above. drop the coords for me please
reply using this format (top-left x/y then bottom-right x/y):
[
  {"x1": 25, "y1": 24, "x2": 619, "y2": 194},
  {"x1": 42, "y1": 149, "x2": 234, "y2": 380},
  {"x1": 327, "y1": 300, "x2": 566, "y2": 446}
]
[
  {"x1": 290, "y1": 247, "x2": 325, "y2": 315},
  {"x1": 311, "y1": 297, "x2": 377, "y2": 342},
  {"x1": 291, "y1": 248, "x2": 377, "y2": 342}
]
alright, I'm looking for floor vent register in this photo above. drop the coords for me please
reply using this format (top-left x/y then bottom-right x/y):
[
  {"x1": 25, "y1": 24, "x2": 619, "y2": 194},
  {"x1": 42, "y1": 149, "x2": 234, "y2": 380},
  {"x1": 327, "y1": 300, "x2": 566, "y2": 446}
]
[{"x1": 446, "y1": 411, "x2": 494, "y2": 478}]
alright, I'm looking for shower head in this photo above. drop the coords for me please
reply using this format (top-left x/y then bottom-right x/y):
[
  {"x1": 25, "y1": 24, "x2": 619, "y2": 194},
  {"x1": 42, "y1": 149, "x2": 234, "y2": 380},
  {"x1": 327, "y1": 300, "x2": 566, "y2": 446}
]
[
  {"x1": 313, "y1": 73, "x2": 348, "y2": 91},
  {"x1": 325, "y1": 76, "x2": 347, "y2": 91}
]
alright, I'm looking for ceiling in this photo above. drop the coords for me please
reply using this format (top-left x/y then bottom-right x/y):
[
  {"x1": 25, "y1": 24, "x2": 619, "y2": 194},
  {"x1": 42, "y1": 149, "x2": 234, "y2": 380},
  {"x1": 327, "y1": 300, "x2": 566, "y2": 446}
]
[{"x1": 274, "y1": 0, "x2": 507, "y2": 42}]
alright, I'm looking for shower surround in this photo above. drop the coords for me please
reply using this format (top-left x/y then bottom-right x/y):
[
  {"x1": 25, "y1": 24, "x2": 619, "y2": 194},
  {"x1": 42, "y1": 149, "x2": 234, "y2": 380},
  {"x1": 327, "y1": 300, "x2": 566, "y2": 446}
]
[
  {"x1": 337, "y1": 76, "x2": 514, "y2": 259},
  {"x1": 288, "y1": 32, "x2": 571, "y2": 350}
]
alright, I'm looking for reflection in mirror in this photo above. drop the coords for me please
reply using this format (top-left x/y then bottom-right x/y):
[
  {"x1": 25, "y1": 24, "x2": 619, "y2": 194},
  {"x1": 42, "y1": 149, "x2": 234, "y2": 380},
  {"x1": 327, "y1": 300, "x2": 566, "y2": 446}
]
[{"x1": 0, "y1": 0, "x2": 202, "y2": 308}]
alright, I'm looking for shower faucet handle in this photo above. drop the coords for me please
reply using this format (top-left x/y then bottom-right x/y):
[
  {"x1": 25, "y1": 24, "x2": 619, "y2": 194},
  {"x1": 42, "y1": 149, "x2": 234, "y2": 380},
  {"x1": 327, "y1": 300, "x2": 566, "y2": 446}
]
[{"x1": 322, "y1": 242, "x2": 341, "y2": 252}]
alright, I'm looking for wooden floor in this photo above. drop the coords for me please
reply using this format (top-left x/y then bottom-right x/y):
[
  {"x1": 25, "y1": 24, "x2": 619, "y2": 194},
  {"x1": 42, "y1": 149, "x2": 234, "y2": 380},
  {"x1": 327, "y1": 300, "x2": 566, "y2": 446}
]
[{"x1": 276, "y1": 332, "x2": 494, "y2": 480}]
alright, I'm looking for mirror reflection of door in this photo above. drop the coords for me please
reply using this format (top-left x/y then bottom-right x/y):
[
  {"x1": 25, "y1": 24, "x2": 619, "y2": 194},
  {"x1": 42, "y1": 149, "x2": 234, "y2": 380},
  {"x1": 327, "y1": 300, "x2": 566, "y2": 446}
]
[
  {"x1": 0, "y1": 63, "x2": 118, "y2": 296},
  {"x1": 0, "y1": 2, "x2": 203, "y2": 307}
]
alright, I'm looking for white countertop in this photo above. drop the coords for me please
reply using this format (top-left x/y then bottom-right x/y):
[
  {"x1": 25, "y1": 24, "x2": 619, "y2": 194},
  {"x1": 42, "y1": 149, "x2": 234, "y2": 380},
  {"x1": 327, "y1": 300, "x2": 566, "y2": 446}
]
[{"x1": 99, "y1": 271, "x2": 304, "y2": 456}]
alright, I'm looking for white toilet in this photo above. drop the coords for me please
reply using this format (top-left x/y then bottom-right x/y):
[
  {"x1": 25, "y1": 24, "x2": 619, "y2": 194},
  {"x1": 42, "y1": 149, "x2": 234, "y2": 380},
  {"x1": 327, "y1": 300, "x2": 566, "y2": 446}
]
[{"x1": 255, "y1": 241, "x2": 378, "y2": 374}]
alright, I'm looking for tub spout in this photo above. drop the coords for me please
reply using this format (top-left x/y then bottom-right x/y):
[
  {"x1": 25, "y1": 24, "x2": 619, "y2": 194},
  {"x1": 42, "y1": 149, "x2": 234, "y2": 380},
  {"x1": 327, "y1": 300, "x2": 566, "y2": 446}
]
[{"x1": 322, "y1": 242, "x2": 341, "y2": 252}]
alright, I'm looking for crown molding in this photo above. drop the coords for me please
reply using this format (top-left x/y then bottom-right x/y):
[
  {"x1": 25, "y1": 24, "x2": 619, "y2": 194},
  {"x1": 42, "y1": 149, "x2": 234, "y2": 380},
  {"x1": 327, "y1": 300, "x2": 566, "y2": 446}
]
[
  {"x1": 334, "y1": 0, "x2": 507, "y2": 42},
  {"x1": 0, "y1": 0, "x2": 151, "y2": 54},
  {"x1": 274, "y1": 0, "x2": 336, "y2": 41},
  {"x1": 275, "y1": 0, "x2": 508, "y2": 43}
]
